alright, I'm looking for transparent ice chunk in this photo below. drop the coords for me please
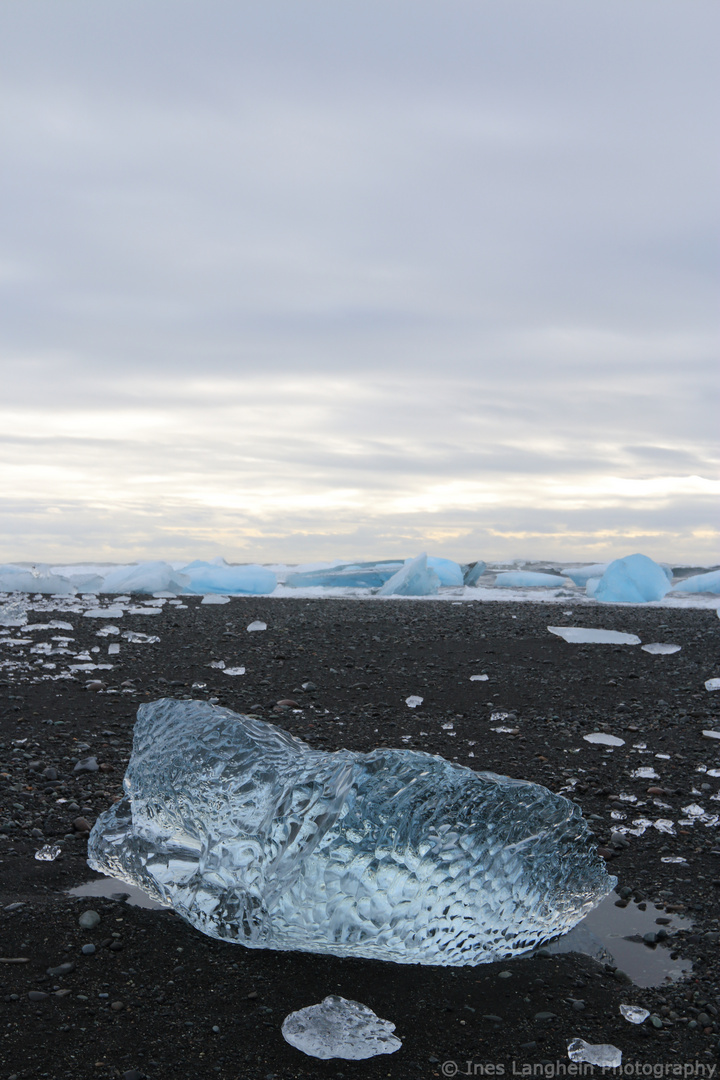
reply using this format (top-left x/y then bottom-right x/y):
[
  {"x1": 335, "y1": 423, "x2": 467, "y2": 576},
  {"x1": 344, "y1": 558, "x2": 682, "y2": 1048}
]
[
  {"x1": 35, "y1": 844, "x2": 62, "y2": 862},
  {"x1": 377, "y1": 553, "x2": 440, "y2": 597},
  {"x1": 548, "y1": 626, "x2": 641, "y2": 645},
  {"x1": 583, "y1": 733, "x2": 625, "y2": 747},
  {"x1": 87, "y1": 699, "x2": 615, "y2": 966},
  {"x1": 0, "y1": 599, "x2": 28, "y2": 626},
  {"x1": 641, "y1": 643, "x2": 681, "y2": 655},
  {"x1": 567, "y1": 1038, "x2": 622, "y2": 1067},
  {"x1": 281, "y1": 996, "x2": 401, "y2": 1060}
]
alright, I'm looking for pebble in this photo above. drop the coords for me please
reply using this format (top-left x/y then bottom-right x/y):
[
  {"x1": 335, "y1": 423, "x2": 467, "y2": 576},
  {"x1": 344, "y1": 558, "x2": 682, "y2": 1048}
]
[
  {"x1": 78, "y1": 910, "x2": 101, "y2": 929},
  {"x1": 81, "y1": 943, "x2": 96, "y2": 955},
  {"x1": 27, "y1": 990, "x2": 49, "y2": 1001},
  {"x1": 123, "y1": 1070, "x2": 144, "y2": 1080},
  {"x1": 46, "y1": 962, "x2": 75, "y2": 976},
  {"x1": 73, "y1": 756, "x2": 99, "y2": 773},
  {"x1": 111, "y1": 1000, "x2": 124, "y2": 1011},
  {"x1": 73, "y1": 817, "x2": 92, "y2": 833}
]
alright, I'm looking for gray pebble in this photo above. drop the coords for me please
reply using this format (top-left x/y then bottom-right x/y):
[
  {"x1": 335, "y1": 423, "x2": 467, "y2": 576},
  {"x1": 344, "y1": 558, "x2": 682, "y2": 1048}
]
[
  {"x1": 572, "y1": 1000, "x2": 586, "y2": 1011},
  {"x1": 78, "y1": 909, "x2": 101, "y2": 929},
  {"x1": 27, "y1": 990, "x2": 49, "y2": 1001},
  {"x1": 74, "y1": 756, "x2": 99, "y2": 773},
  {"x1": 81, "y1": 943, "x2": 96, "y2": 955},
  {"x1": 46, "y1": 962, "x2": 75, "y2": 977}
]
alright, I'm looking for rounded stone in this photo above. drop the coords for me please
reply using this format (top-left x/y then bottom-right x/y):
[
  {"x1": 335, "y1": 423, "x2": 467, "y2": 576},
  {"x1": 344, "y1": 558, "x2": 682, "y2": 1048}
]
[{"x1": 78, "y1": 910, "x2": 101, "y2": 929}]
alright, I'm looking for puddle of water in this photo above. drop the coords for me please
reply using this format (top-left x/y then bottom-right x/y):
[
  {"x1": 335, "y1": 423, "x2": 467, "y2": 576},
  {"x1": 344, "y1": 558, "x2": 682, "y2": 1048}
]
[
  {"x1": 542, "y1": 893, "x2": 692, "y2": 987},
  {"x1": 68, "y1": 877, "x2": 166, "y2": 910}
]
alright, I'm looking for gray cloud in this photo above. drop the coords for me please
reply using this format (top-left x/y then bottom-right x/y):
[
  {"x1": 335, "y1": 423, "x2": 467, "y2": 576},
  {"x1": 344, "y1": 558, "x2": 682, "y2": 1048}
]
[{"x1": 0, "y1": 1, "x2": 717, "y2": 562}]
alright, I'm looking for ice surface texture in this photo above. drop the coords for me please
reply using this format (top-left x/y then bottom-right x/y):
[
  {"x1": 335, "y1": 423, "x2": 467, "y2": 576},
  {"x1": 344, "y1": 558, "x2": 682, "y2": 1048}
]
[
  {"x1": 281, "y1": 996, "x2": 401, "y2": 1059},
  {"x1": 88, "y1": 699, "x2": 615, "y2": 966},
  {"x1": 586, "y1": 554, "x2": 671, "y2": 603}
]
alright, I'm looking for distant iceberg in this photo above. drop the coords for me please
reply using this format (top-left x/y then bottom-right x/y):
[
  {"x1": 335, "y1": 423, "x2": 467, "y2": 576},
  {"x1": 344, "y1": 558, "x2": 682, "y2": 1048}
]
[
  {"x1": 180, "y1": 560, "x2": 277, "y2": 595},
  {"x1": 463, "y1": 561, "x2": 487, "y2": 586},
  {"x1": 0, "y1": 564, "x2": 75, "y2": 595},
  {"x1": 101, "y1": 561, "x2": 190, "y2": 595},
  {"x1": 561, "y1": 563, "x2": 610, "y2": 586},
  {"x1": 285, "y1": 562, "x2": 402, "y2": 589},
  {"x1": 587, "y1": 554, "x2": 671, "y2": 604},
  {"x1": 494, "y1": 571, "x2": 569, "y2": 588},
  {"x1": 377, "y1": 553, "x2": 440, "y2": 597},
  {"x1": 671, "y1": 569, "x2": 720, "y2": 595}
]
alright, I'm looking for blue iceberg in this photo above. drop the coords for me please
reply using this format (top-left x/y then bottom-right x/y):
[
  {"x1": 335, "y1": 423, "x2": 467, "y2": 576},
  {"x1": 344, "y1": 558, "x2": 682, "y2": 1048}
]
[
  {"x1": 425, "y1": 557, "x2": 464, "y2": 587},
  {"x1": 181, "y1": 561, "x2": 277, "y2": 595},
  {"x1": 101, "y1": 561, "x2": 190, "y2": 595},
  {"x1": 561, "y1": 563, "x2": 610, "y2": 586},
  {"x1": 463, "y1": 561, "x2": 487, "y2": 586},
  {"x1": 493, "y1": 572, "x2": 569, "y2": 588},
  {"x1": 377, "y1": 554, "x2": 441, "y2": 596},
  {"x1": 0, "y1": 564, "x2": 76, "y2": 595},
  {"x1": 671, "y1": 569, "x2": 720, "y2": 595},
  {"x1": 87, "y1": 699, "x2": 615, "y2": 966},
  {"x1": 587, "y1": 554, "x2": 672, "y2": 604},
  {"x1": 285, "y1": 563, "x2": 402, "y2": 589}
]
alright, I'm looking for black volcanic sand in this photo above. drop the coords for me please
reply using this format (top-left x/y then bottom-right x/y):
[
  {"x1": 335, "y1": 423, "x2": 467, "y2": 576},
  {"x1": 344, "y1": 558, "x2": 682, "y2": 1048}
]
[{"x1": 1, "y1": 596, "x2": 719, "y2": 1079}]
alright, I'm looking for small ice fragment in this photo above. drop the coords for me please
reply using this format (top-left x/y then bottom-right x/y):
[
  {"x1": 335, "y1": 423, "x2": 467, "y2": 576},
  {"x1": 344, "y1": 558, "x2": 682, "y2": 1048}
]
[
  {"x1": 631, "y1": 767, "x2": 659, "y2": 779},
  {"x1": 121, "y1": 632, "x2": 160, "y2": 644},
  {"x1": 405, "y1": 695, "x2": 423, "y2": 708},
  {"x1": 620, "y1": 1004, "x2": 650, "y2": 1025},
  {"x1": 470, "y1": 674, "x2": 489, "y2": 682},
  {"x1": 661, "y1": 856, "x2": 687, "y2": 864},
  {"x1": 567, "y1": 1038, "x2": 621, "y2": 1068},
  {"x1": 707, "y1": 768, "x2": 720, "y2": 777},
  {"x1": 201, "y1": 594, "x2": 230, "y2": 604},
  {"x1": 96, "y1": 625, "x2": 120, "y2": 636},
  {"x1": 246, "y1": 621, "x2": 267, "y2": 632},
  {"x1": 35, "y1": 844, "x2": 62, "y2": 862},
  {"x1": 642, "y1": 643, "x2": 681, "y2": 655},
  {"x1": 209, "y1": 660, "x2": 226, "y2": 669},
  {"x1": 108, "y1": 644, "x2": 120, "y2": 655},
  {"x1": 83, "y1": 606, "x2": 124, "y2": 619},
  {"x1": 281, "y1": 996, "x2": 401, "y2": 1060},
  {"x1": 548, "y1": 627, "x2": 641, "y2": 645},
  {"x1": 704, "y1": 679, "x2": 720, "y2": 692},
  {"x1": 490, "y1": 711, "x2": 510, "y2": 722},
  {"x1": 223, "y1": 666, "x2": 245, "y2": 676},
  {"x1": 0, "y1": 599, "x2": 28, "y2": 626},
  {"x1": 681, "y1": 804, "x2": 706, "y2": 818},
  {"x1": 702, "y1": 730, "x2": 720, "y2": 740},
  {"x1": 653, "y1": 819, "x2": 675, "y2": 834},
  {"x1": 583, "y1": 733, "x2": 625, "y2": 747},
  {"x1": 492, "y1": 726, "x2": 519, "y2": 734}
]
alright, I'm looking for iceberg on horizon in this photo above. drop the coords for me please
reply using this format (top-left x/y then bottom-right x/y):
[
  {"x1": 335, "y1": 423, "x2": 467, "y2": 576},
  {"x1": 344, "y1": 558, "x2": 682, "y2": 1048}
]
[
  {"x1": 285, "y1": 562, "x2": 402, "y2": 589},
  {"x1": 101, "y1": 561, "x2": 190, "y2": 595},
  {"x1": 87, "y1": 699, "x2": 615, "y2": 967},
  {"x1": 671, "y1": 569, "x2": 720, "y2": 595},
  {"x1": 0, "y1": 564, "x2": 76, "y2": 595},
  {"x1": 587, "y1": 554, "x2": 671, "y2": 604},
  {"x1": 493, "y1": 571, "x2": 569, "y2": 588},
  {"x1": 377, "y1": 553, "x2": 441, "y2": 597},
  {"x1": 181, "y1": 560, "x2": 277, "y2": 596}
]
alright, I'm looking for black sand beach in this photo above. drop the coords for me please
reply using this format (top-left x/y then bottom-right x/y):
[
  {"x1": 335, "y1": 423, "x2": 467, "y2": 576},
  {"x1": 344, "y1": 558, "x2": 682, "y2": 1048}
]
[{"x1": 1, "y1": 597, "x2": 719, "y2": 1078}]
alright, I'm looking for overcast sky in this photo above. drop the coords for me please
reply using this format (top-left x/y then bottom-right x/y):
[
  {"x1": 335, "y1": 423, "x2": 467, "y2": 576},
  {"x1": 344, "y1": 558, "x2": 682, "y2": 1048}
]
[{"x1": 1, "y1": 1, "x2": 718, "y2": 566}]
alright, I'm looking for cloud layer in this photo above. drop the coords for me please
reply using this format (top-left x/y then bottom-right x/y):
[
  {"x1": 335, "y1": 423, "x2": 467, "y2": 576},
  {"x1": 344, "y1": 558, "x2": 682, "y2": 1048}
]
[{"x1": 1, "y1": 2, "x2": 718, "y2": 563}]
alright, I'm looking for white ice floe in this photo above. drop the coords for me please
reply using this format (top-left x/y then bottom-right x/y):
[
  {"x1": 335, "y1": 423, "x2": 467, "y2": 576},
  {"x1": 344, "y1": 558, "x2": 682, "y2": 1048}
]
[
  {"x1": 583, "y1": 733, "x2": 625, "y2": 747},
  {"x1": 470, "y1": 674, "x2": 489, "y2": 681},
  {"x1": 405, "y1": 695, "x2": 423, "y2": 708},
  {"x1": 83, "y1": 606, "x2": 124, "y2": 619},
  {"x1": 548, "y1": 626, "x2": 641, "y2": 645},
  {"x1": 281, "y1": 996, "x2": 401, "y2": 1060},
  {"x1": 642, "y1": 643, "x2": 681, "y2": 655},
  {"x1": 223, "y1": 666, "x2": 245, "y2": 676},
  {"x1": 246, "y1": 621, "x2": 267, "y2": 632},
  {"x1": 201, "y1": 594, "x2": 230, "y2": 605},
  {"x1": 704, "y1": 679, "x2": 720, "y2": 692}
]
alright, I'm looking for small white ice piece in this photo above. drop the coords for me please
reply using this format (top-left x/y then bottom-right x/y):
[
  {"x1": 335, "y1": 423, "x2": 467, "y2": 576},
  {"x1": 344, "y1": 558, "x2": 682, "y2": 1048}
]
[
  {"x1": 702, "y1": 730, "x2": 720, "y2": 740},
  {"x1": 405, "y1": 695, "x2": 423, "y2": 708},
  {"x1": 631, "y1": 767, "x2": 659, "y2": 779},
  {"x1": 246, "y1": 621, "x2": 267, "y2": 632},
  {"x1": 83, "y1": 606, "x2": 124, "y2": 619},
  {"x1": 583, "y1": 733, "x2": 625, "y2": 747},
  {"x1": 281, "y1": 996, "x2": 401, "y2": 1060},
  {"x1": 653, "y1": 819, "x2": 675, "y2": 834},
  {"x1": 705, "y1": 679, "x2": 720, "y2": 692},
  {"x1": 108, "y1": 644, "x2": 120, "y2": 655},
  {"x1": 122, "y1": 632, "x2": 160, "y2": 644},
  {"x1": 34, "y1": 844, "x2": 62, "y2": 862},
  {"x1": 548, "y1": 627, "x2": 640, "y2": 645},
  {"x1": 661, "y1": 856, "x2": 687, "y2": 864},
  {"x1": 223, "y1": 666, "x2": 245, "y2": 676},
  {"x1": 642, "y1": 643, "x2": 681, "y2": 655},
  {"x1": 201, "y1": 594, "x2": 230, "y2": 605},
  {"x1": 470, "y1": 674, "x2": 489, "y2": 682},
  {"x1": 209, "y1": 660, "x2": 226, "y2": 669},
  {"x1": 620, "y1": 1005, "x2": 649, "y2": 1025},
  {"x1": 567, "y1": 1038, "x2": 621, "y2": 1068}
]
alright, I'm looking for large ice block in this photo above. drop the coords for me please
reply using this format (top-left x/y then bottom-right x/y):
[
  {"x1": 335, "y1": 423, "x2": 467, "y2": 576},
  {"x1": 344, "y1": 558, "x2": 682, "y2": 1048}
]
[
  {"x1": 88, "y1": 699, "x2": 615, "y2": 966},
  {"x1": 0, "y1": 563, "x2": 75, "y2": 595},
  {"x1": 425, "y1": 557, "x2": 464, "y2": 587},
  {"x1": 376, "y1": 553, "x2": 441, "y2": 597},
  {"x1": 181, "y1": 560, "x2": 277, "y2": 595},
  {"x1": 284, "y1": 564, "x2": 401, "y2": 589},
  {"x1": 587, "y1": 554, "x2": 671, "y2": 603},
  {"x1": 493, "y1": 572, "x2": 569, "y2": 588}
]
